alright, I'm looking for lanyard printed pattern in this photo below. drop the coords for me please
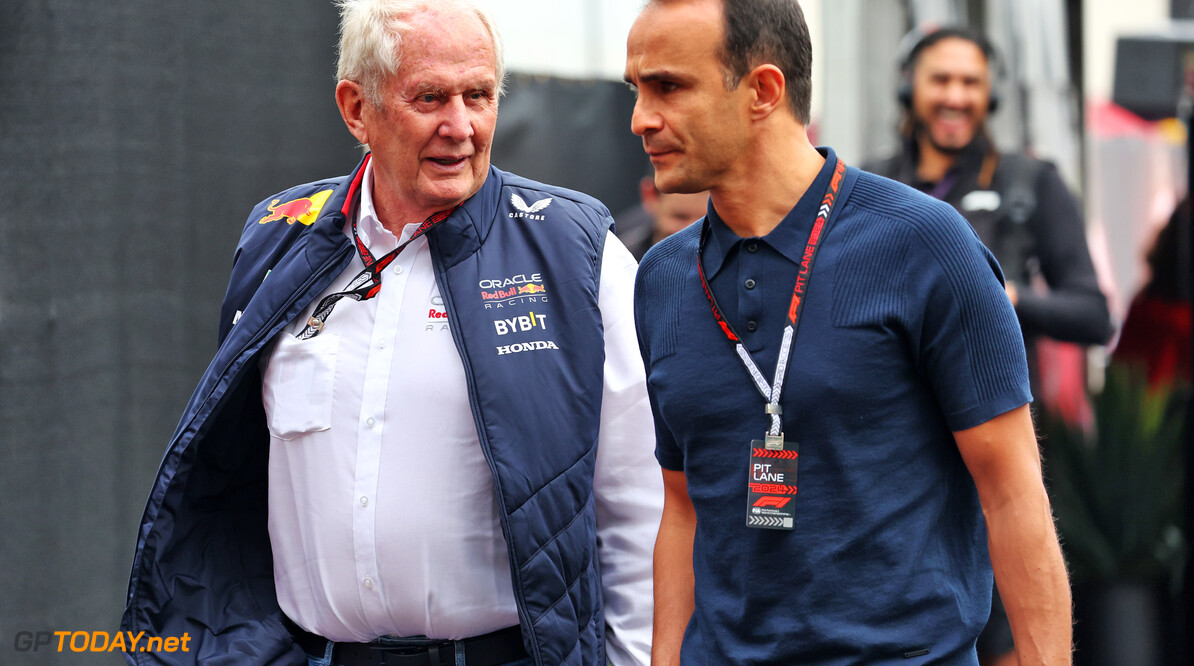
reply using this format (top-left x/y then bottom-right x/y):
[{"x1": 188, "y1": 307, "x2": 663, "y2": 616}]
[
  {"x1": 296, "y1": 158, "x2": 457, "y2": 340},
  {"x1": 697, "y1": 158, "x2": 847, "y2": 440}
]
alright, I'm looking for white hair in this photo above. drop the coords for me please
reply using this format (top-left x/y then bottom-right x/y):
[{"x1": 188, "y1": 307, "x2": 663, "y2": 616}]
[{"x1": 335, "y1": 0, "x2": 506, "y2": 109}]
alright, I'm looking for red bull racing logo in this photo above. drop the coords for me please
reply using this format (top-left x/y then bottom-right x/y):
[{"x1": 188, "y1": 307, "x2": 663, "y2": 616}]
[
  {"x1": 258, "y1": 189, "x2": 334, "y2": 226},
  {"x1": 425, "y1": 296, "x2": 449, "y2": 332},
  {"x1": 480, "y1": 273, "x2": 549, "y2": 309}
]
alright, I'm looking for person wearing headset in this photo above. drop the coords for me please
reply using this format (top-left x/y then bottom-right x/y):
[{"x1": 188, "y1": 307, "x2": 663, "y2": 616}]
[
  {"x1": 867, "y1": 26, "x2": 1111, "y2": 387},
  {"x1": 866, "y1": 25, "x2": 1109, "y2": 666}
]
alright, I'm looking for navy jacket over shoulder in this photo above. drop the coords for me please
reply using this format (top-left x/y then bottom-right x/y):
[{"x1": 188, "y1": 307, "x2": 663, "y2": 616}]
[{"x1": 122, "y1": 157, "x2": 615, "y2": 666}]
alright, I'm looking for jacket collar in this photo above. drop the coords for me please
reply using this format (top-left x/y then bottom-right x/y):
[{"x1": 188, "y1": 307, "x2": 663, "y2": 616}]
[
  {"x1": 436, "y1": 165, "x2": 505, "y2": 269},
  {"x1": 303, "y1": 155, "x2": 366, "y2": 265},
  {"x1": 303, "y1": 156, "x2": 506, "y2": 270}
]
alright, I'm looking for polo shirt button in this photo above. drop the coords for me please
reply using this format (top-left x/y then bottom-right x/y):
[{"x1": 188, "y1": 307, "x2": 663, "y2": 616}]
[
  {"x1": 746, "y1": 242, "x2": 759, "y2": 253},
  {"x1": 745, "y1": 279, "x2": 756, "y2": 289},
  {"x1": 747, "y1": 320, "x2": 758, "y2": 332}
]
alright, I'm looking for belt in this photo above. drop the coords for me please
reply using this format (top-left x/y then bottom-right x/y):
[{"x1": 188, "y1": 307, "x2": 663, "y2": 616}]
[{"x1": 285, "y1": 618, "x2": 528, "y2": 666}]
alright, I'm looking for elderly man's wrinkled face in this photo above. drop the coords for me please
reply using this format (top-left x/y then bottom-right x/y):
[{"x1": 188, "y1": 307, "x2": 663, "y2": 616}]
[{"x1": 359, "y1": 6, "x2": 499, "y2": 222}]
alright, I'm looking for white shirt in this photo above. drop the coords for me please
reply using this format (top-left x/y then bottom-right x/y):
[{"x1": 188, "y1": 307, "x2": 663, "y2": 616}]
[{"x1": 262, "y1": 162, "x2": 661, "y2": 664}]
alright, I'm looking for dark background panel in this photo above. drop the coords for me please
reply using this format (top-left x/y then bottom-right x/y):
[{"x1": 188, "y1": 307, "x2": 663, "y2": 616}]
[
  {"x1": 494, "y1": 73, "x2": 649, "y2": 218},
  {"x1": 0, "y1": 1, "x2": 358, "y2": 662},
  {"x1": 0, "y1": 2, "x2": 644, "y2": 663}
]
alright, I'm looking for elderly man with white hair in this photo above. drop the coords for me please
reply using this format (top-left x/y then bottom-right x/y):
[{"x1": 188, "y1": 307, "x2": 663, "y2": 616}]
[{"x1": 120, "y1": 1, "x2": 661, "y2": 664}]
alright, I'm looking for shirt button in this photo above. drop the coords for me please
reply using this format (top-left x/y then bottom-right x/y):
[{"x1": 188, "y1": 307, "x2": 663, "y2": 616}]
[
  {"x1": 392, "y1": 265, "x2": 403, "y2": 275},
  {"x1": 745, "y1": 279, "x2": 756, "y2": 290},
  {"x1": 366, "y1": 417, "x2": 376, "y2": 428},
  {"x1": 746, "y1": 242, "x2": 759, "y2": 253},
  {"x1": 363, "y1": 578, "x2": 374, "y2": 589},
  {"x1": 376, "y1": 338, "x2": 387, "y2": 349},
  {"x1": 360, "y1": 496, "x2": 369, "y2": 507},
  {"x1": 747, "y1": 320, "x2": 758, "y2": 332}
]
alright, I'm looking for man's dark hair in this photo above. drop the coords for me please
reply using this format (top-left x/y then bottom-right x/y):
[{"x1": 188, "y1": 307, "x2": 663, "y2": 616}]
[
  {"x1": 718, "y1": 0, "x2": 813, "y2": 124},
  {"x1": 901, "y1": 26, "x2": 997, "y2": 76}
]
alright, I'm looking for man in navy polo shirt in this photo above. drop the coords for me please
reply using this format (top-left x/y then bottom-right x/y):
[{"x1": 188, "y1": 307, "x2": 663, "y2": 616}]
[{"x1": 624, "y1": 0, "x2": 1072, "y2": 664}]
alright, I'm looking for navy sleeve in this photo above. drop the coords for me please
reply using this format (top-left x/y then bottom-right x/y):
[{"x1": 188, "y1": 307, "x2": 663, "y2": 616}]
[
  {"x1": 633, "y1": 253, "x2": 685, "y2": 471},
  {"x1": 909, "y1": 206, "x2": 1033, "y2": 431}
]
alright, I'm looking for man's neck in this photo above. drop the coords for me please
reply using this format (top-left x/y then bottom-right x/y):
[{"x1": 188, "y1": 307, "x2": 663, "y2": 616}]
[
  {"x1": 710, "y1": 138, "x2": 825, "y2": 238},
  {"x1": 915, "y1": 135, "x2": 957, "y2": 183},
  {"x1": 364, "y1": 162, "x2": 461, "y2": 238},
  {"x1": 373, "y1": 192, "x2": 432, "y2": 238}
]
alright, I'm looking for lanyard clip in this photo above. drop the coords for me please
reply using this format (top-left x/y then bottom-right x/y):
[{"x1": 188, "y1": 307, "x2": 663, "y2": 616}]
[
  {"x1": 765, "y1": 404, "x2": 782, "y2": 415},
  {"x1": 764, "y1": 433, "x2": 784, "y2": 450}
]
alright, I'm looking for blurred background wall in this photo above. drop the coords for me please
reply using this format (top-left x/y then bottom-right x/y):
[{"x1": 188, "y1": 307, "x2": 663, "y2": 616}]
[
  {"x1": 1, "y1": 0, "x2": 1189, "y2": 663},
  {"x1": 0, "y1": 3, "x2": 359, "y2": 663}
]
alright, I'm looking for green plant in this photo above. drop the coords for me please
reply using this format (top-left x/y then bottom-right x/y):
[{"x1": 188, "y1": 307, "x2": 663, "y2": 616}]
[{"x1": 1040, "y1": 366, "x2": 1187, "y2": 591}]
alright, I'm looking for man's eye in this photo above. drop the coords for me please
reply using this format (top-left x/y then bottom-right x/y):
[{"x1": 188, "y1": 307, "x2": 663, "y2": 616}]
[
  {"x1": 419, "y1": 94, "x2": 437, "y2": 103},
  {"x1": 660, "y1": 82, "x2": 679, "y2": 93}
]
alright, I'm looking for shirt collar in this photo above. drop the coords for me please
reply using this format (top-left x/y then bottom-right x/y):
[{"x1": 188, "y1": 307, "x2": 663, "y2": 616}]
[
  {"x1": 354, "y1": 158, "x2": 382, "y2": 249},
  {"x1": 703, "y1": 147, "x2": 839, "y2": 278},
  {"x1": 354, "y1": 159, "x2": 409, "y2": 251}
]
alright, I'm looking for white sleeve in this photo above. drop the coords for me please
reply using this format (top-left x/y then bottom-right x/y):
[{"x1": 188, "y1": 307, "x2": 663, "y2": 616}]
[{"x1": 594, "y1": 229, "x2": 664, "y2": 666}]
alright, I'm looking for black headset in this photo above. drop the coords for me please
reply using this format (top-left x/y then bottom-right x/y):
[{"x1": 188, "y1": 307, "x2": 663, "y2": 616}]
[{"x1": 896, "y1": 25, "x2": 1003, "y2": 113}]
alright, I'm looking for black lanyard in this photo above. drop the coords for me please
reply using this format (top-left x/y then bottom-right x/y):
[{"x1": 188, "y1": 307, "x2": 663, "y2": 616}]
[
  {"x1": 296, "y1": 157, "x2": 456, "y2": 340},
  {"x1": 696, "y1": 158, "x2": 846, "y2": 446}
]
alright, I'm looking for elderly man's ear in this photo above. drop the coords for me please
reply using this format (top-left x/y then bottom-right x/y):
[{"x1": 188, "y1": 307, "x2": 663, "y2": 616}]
[{"x1": 336, "y1": 80, "x2": 370, "y2": 145}]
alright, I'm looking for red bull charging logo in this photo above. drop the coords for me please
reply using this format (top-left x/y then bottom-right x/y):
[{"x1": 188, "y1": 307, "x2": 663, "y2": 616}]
[{"x1": 258, "y1": 190, "x2": 334, "y2": 226}]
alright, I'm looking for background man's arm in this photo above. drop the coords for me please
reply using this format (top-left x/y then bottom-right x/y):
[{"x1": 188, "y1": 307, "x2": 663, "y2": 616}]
[
  {"x1": 652, "y1": 468, "x2": 695, "y2": 666},
  {"x1": 1013, "y1": 163, "x2": 1112, "y2": 345},
  {"x1": 954, "y1": 404, "x2": 1072, "y2": 665}
]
